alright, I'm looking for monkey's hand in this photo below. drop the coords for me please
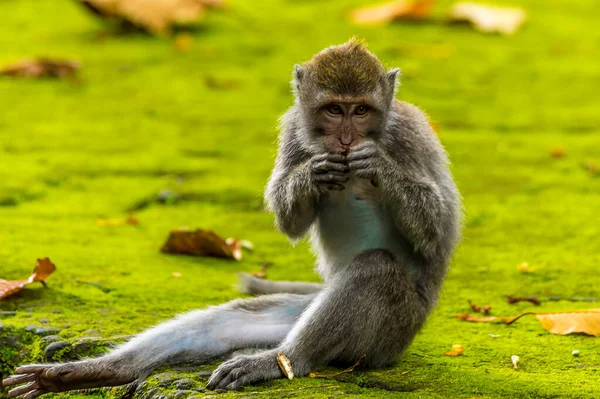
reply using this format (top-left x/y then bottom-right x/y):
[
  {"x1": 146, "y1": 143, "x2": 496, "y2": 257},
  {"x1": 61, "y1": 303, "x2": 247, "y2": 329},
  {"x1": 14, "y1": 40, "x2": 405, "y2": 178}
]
[
  {"x1": 206, "y1": 350, "x2": 282, "y2": 391},
  {"x1": 347, "y1": 141, "x2": 381, "y2": 186},
  {"x1": 2, "y1": 360, "x2": 136, "y2": 398},
  {"x1": 309, "y1": 152, "x2": 350, "y2": 192}
]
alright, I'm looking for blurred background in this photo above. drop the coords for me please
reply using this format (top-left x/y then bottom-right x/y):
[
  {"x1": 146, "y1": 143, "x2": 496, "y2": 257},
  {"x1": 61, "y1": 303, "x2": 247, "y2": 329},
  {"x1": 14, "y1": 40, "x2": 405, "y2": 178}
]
[{"x1": 0, "y1": 0, "x2": 599, "y2": 398}]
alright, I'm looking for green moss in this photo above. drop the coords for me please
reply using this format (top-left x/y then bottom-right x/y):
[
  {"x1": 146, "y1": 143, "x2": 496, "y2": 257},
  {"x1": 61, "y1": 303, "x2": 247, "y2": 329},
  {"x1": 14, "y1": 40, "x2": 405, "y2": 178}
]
[{"x1": 1, "y1": 0, "x2": 599, "y2": 398}]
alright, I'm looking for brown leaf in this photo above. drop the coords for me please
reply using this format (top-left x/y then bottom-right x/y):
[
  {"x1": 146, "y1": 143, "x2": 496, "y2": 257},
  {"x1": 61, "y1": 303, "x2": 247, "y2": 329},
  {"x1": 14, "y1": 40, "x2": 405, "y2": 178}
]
[
  {"x1": 507, "y1": 296, "x2": 541, "y2": 306},
  {"x1": 277, "y1": 352, "x2": 294, "y2": 380},
  {"x1": 550, "y1": 147, "x2": 565, "y2": 158},
  {"x1": 80, "y1": 0, "x2": 225, "y2": 34},
  {"x1": 1, "y1": 58, "x2": 80, "y2": 79},
  {"x1": 160, "y1": 227, "x2": 247, "y2": 261},
  {"x1": 349, "y1": 0, "x2": 436, "y2": 25},
  {"x1": 468, "y1": 299, "x2": 491, "y2": 315},
  {"x1": 449, "y1": 2, "x2": 527, "y2": 35},
  {"x1": 0, "y1": 258, "x2": 56, "y2": 300},
  {"x1": 444, "y1": 344, "x2": 464, "y2": 356},
  {"x1": 536, "y1": 310, "x2": 600, "y2": 337}
]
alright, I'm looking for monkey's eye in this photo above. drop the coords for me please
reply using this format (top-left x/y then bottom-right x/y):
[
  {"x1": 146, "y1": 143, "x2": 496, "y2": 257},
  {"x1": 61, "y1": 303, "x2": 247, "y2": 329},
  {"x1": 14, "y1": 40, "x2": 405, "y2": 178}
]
[
  {"x1": 327, "y1": 105, "x2": 343, "y2": 115},
  {"x1": 354, "y1": 105, "x2": 369, "y2": 116}
]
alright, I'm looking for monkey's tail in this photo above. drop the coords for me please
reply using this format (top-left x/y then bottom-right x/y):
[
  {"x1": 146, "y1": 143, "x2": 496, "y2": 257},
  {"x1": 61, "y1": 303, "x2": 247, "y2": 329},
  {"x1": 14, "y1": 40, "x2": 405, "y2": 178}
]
[{"x1": 237, "y1": 273, "x2": 323, "y2": 296}]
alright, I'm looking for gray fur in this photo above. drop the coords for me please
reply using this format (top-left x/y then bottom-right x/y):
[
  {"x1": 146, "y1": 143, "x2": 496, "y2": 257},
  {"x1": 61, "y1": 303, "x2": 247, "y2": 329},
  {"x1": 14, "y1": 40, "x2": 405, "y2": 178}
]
[
  {"x1": 238, "y1": 273, "x2": 322, "y2": 295},
  {"x1": 2, "y1": 42, "x2": 461, "y2": 398}
]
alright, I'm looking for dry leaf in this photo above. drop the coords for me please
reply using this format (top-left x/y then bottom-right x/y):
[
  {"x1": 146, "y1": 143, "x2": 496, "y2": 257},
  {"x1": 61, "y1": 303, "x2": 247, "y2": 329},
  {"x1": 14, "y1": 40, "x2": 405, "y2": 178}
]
[
  {"x1": 535, "y1": 310, "x2": 600, "y2": 337},
  {"x1": 449, "y1": 2, "x2": 527, "y2": 35},
  {"x1": 309, "y1": 354, "x2": 366, "y2": 378},
  {"x1": 96, "y1": 213, "x2": 139, "y2": 226},
  {"x1": 251, "y1": 262, "x2": 272, "y2": 279},
  {"x1": 277, "y1": 352, "x2": 294, "y2": 380},
  {"x1": 0, "y1": 258, "x2": 56, "y2": 300},
  {"x1": 511, "y1": 355, "x2": 520, "y2": 369},
  {"x1": 80, "y1": 0, "x2": 225, "y2": 34},
  {"x1": 468, "y1": 300, "x2": 491, "y2": 315},
  {"x1": 455, "y1": 309, "x2": 600, "y2": 337},
  {"x1": 453, "y1": 313, "x2": 516, "y2": 323},
  {"x1": 1, "y1": 58, "x2": 80, "y2": 79},
  {"x1": 550, "y1": 147, "x2": 565, "y2": 158},
  {"x1": 160, "y1": 227, "x2": 248, "y2": 260},
  {"x1": 349, "y1": 0, "x2": 435, "y2": 25},
  {"x1": 507, "y1": 296, "x2": 541, "y2": 306},
  {"x1": 444, "y1": 344, "x2": 464, "y2": 356}
]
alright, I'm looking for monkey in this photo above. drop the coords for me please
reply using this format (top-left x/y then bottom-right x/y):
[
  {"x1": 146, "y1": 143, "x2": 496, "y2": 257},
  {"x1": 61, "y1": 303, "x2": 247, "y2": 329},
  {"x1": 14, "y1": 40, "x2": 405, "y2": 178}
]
[{"x1": 3, "y1": 38, "x2": 461, "y2": 398}]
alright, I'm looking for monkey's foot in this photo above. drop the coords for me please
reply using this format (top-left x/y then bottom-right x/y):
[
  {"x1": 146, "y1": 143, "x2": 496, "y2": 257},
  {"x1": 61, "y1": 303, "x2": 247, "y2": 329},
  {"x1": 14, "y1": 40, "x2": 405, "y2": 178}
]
[
  {"x1": 2, "y1": 361, "x2": 136, "y2": 399},
  {"x1": 206, "y1": 350, "x2": 283, "y2": 391}
]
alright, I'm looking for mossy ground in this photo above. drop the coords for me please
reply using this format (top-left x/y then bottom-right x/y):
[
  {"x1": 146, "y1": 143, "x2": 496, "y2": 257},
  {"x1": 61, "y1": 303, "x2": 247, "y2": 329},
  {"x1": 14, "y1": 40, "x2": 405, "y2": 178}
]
[{"x1": 1, "y1": 0, "x2": 599, "y2": 398}]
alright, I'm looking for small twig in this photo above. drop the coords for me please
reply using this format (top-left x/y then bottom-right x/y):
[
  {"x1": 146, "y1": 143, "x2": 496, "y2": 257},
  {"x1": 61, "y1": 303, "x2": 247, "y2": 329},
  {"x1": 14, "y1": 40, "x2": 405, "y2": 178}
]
[{"x1": 309, "y1": 354, "x2": 366, "y2": 378}]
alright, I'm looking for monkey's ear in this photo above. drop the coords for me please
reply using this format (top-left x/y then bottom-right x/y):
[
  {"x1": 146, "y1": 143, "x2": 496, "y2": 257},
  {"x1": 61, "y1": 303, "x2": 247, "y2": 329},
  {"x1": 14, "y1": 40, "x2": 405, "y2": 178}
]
[
  {"x1": 294, "y1": 64, "x2": 304, "y2": 84},
  {"x1": 387, "y1": 68, "x2": 400, "y2": 90}
]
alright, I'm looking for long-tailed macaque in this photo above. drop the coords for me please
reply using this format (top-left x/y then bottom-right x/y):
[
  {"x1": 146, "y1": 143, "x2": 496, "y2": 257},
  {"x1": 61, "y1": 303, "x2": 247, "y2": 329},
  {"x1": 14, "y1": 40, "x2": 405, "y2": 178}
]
[{"x1": 3, "y1": 38, "x2": 461, "y2": 398}]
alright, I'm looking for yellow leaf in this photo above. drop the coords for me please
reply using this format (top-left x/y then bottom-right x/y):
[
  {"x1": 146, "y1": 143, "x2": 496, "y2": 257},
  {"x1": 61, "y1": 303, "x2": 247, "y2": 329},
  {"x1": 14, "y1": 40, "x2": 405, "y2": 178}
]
[
  {"x1": 511, "y1": 355, "x2": 520, "y2": 369},
  {"x1": 349, "y1": 0, "x2": 436, "y2": 26},
  {"x1": 0, "y1": 258, "x2": 56, "y2": 300},
  {"x1": 535, "y1": 309, "x2": 600, "y2": 337},
  {"x1": 444, "y1": 344, "x2": 464, "y2": 356},
  {"x1": 449, "y1": 2, "x2": 527, "y2": 35}
]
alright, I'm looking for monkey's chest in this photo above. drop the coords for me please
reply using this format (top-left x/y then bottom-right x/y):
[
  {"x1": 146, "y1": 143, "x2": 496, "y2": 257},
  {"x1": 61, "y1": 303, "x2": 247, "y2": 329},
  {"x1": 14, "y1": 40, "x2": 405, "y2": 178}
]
[{"x1": 315, "y1": 181, "x2": 402, "y2": 268}]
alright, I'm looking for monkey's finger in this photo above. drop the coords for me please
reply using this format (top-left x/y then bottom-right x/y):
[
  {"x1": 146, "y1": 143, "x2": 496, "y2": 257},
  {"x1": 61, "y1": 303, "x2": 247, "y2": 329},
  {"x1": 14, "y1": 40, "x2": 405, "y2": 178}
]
[
  {"x1": 312, "y1": 161, "x2": 349, "y2": 173},
  {"x1": 348, "y1": 159, "x2": 374, "y2": 171},
  {"x1": 206, "y1": 365, "x2": 232, "y2": 390},
  {"x1": 8, "y1": 382, "x2": 39, "y2": 398},
  {"x1": 3, "y1": 374, "x2": 36, "y2": 386},
  {"x1": 347, "y1": 149, "x2": 376, "y2": 162},
  {"x1": 314, "y1": 173, "x2": 350, "y2": 183},
  {"x1": 326, "y1": 153, "x2": 347, "y2": 163},
  {"x1": 13, "y1": 366, "x2": 47, "y2": 375},
  {"x1": 23, "y1": 389, "x2": 45, "y2": 399}
]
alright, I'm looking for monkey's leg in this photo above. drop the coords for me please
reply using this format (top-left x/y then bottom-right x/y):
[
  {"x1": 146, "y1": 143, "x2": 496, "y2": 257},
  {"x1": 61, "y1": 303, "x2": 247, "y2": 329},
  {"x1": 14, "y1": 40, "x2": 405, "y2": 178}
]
[
  {"x1": 207, "y1": 249, "x2": 428, "y2": 390},
  {"x1": 238, "y1": 273, "x2": 323, "y2": 295},
  {"x1": 3, "y1": 293, "x2": 316, "y2": 399}
]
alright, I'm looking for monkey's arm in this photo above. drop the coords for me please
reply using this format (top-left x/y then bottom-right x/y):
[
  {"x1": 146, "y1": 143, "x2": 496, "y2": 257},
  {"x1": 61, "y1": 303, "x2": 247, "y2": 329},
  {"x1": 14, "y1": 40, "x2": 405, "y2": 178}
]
[
  {"x1": 348, "y1": 104, "x2": 460, "y2": 264},
  {"x1": 265, "y1": 113, "x2": 349, "y2": 240}
]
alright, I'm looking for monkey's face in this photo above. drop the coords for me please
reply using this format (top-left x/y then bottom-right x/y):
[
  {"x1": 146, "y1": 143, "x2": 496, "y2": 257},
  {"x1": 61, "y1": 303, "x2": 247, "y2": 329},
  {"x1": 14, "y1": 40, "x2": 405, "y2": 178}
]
[{"x1": 311, "y1": 98, "x2": 385, "y2": 154}]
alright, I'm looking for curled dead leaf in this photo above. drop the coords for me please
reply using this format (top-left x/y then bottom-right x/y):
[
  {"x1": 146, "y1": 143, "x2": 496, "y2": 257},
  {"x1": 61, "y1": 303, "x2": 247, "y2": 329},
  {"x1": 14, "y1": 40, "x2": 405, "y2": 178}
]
[
  {"x1": 349, "y1": 0, "x2": 436, "y2": 25},
  {"x1": 161, "y1": 228, "x2": 249, "y2": 261},
  {"x1": 507, "y1": 296, "x2": 541, "y2": 306},
  {"x1": 80, "y1": 0, "x2": 225, "y2": 35},
  {"x1": 444, "y1": 344, "x2": 464, "y2": 356},
  {"x1": 1, "y1": 58, "x2": 80, "y2": 79},
  {"x1": 0, "y1": 258, "x2": 56, "y2": 300},
  {"x1": 468, "y1": 299, "x2": 491, "y2": 315},
  {"x1": 277, "y1": 352, "x2": 294, "y2": 380},
  {"x1": 449, "y1": 2, "x2": 527, "y2": 35}
]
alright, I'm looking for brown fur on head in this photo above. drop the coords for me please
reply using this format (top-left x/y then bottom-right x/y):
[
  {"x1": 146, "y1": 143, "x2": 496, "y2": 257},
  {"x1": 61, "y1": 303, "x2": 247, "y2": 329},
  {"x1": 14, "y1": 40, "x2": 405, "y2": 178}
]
[{"x1": 292, "y1": 39, "x2": 400, "y2": 153}]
